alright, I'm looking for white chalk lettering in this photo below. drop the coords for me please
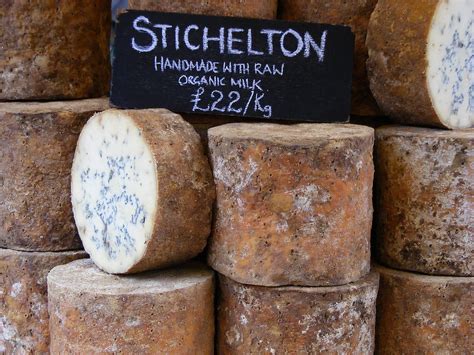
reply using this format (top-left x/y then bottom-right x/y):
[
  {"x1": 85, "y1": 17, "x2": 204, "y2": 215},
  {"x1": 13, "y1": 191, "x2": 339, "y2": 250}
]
[
  {"x1": 304, "y1": 31, "x2": 327, "y2": 62},
  {"x1": 153, "y1": 24, "x2": 172, "y2": 48},
  {"x1": 184, "y1": 25, "x2": 200, "y2": 51},
  {"x1": 203, "y1": 27, "x2": 225, "y2": 53},
  {"x1": 280, "y1": 29, "x2": 304, "y2": 57},
  {"x1": 228, "y1": 28, "x2": 244, "y2": 55},
  {"x1": 131, "y1": 16, "x2": 157, "y2": 52}
]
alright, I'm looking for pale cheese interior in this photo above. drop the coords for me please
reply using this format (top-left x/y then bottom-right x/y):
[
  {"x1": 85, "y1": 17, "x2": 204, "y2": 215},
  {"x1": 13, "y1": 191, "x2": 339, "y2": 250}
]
[
  {"x1": 71, "y1": 111, "x2": 158, "y2": 273},
  {"x1": 427, "y1": 0, "x2": 474, "y2": 128}
]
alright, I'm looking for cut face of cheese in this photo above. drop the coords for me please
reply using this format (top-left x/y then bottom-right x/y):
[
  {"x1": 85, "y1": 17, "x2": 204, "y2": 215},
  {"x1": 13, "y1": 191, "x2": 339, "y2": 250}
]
[
  {"x1": 71, "y1": 109, "x2": 214, "y2": 274},
  {"x1": 72, "y1": 111, "x2": 157, "y2": 273},
  {"x1": 427, "y1": 0, "x2": 474, "y2": 128}
]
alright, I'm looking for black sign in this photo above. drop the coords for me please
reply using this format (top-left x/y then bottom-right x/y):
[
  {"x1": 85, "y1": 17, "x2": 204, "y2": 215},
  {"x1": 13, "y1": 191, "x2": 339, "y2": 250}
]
[{"x1": 111, "y1": 10, "x2": 354, "y2": 122}]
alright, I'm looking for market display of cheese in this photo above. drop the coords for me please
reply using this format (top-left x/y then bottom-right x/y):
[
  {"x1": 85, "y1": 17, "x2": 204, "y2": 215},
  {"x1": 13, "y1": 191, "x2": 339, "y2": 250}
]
[
  {"x1": 217, "y1": 272, "x2": 379, "y2": 354},
  {"x1": 0, "y1": 1, "x2": 111, "y2": 100},
  {"x1": 367, "y1": 0, "x2": 474, "y2": 128},
  {"x1": 375, "y1": 264, "x2": 473, "y2": 354},
  {"x1": 71, "y1": 109, "x2": 215, "y2": 274},
  {"x1": 0, "y1": 248, "x2": 86, "y2": 354},
  {"x1": 0, "y1": 99, "x2": 109, "y2": 251},
  {"x1": 280, "y1": 0, "x2": 380, "y2": 117},
  {"x1": 48, "y1": 259, "x2": 215, "y2": 354},
  {"x1": 207, "y1": 123, "x2": 374, "y2": 286},
  {"x1": 375, "y1": 126, "x2": 473, "y2": 276},
  {"x1": 128, "y1": 0, "x2": 278, "y2": 19}
]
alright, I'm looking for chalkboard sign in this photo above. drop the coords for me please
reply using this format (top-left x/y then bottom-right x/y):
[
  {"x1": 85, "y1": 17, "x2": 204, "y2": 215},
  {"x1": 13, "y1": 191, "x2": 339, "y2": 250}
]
[{"x1": 111, "y1": 10, "x2": 354, "y2": 122}]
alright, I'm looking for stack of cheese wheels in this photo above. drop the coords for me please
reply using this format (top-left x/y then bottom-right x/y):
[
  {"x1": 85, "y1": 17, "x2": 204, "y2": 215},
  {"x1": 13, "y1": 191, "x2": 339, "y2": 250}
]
[
  {"x1": 279, "y1": 0, "x2": 380, "y2": 117},
  {"x1": 48, "y1": 259, "x2": 214, "y2": 354},
  {"x1": 0, "y1": 1, "x2": 111, "y2": 100},
  {"x1": 374, "y1": 126, "x2": 473, "y2": 354},
  {"x1": 208, "y1": 123, "x2": 380, "y2": 353},
  {"x1": 0, "y1": 2, "x2": 111, "y2": 352},
  {"x1": 0, "y1": 99, "x2": 108, "y2": 352},
  {"x1": 48, "y1": 108, "x2": 216, "y2": 353},
  {"x1": 367, "y1": 0, "x2": 474, "y2": 129}
]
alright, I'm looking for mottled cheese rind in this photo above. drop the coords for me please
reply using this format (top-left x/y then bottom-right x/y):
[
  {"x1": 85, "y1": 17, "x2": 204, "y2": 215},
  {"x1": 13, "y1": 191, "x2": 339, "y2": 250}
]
[
  {"x1": 0, "y1": 99, "x2": 110, "y2": 251},
  {"x1": 279, "y1": 0, "x2": 380, "y2": 117},
  {"x1": 208, "y1": 123, "x2": 374, "y2": 286},
  {"x1": 48, "y1": 259, "x2": 215, "y2": 354},
  {"x1": 375, "y1": 264, "x2": 473, "y2": 354},
  {"x1": 367, "y1": 0, "x2": 474, "y2": 128},
  {"x1": 217, "y1": 272, "x2": 379, "y2": 354},
  {"x1": 375, "y1": 126, "x2": 473, "y2": 276},
  {"x1": 0, "y1": 249, "x2": 86, "y2": 354},
  {"x1": 71, "y1": 109, "x2": 215, "y2": 274},
  {"x1": 128, "y1": 0, "x2": 277, "y2": 19},
  {"x1": 0, "y1": 1, "x2": 111, "y2": 100}
]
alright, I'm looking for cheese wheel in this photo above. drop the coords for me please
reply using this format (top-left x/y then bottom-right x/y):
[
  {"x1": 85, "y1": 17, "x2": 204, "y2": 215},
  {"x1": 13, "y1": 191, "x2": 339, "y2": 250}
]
[
  {"x1": 367, "y1": 0, "x2": 474, "y2": 129},
  {"x1": 0, "y1": 1, "x2": 110, "y2": 100},
  {"x1": 48, "y1": 259, "x2": 215, "y2": 354},
  {"x1": 71, "y1": 109, "x2": 215, "y2": 274},
  {"x1": 0, "y1": 248, "x2": 86, "y2": 354},
  {"x1": 375, "y1": 126, "x2": 473, "y2": 276},
  {"x1": 279, "y1": 0, "x2": 380, "y2": 117},
  {"x1": 217, "y1": 272, "x2": 379, "y2": 354},
  {"x1": 0, "y1": 99, "x2": 109, "y2": 251},
  {"x1": 375, "y1": 264, "x2": 473, "y2": 354},
  {"x1": 208, "y1": 123, "x2": 374, "y2": 286},
  {"x1": 128, "y1": 0, "x2": 277, "y2": 19}
]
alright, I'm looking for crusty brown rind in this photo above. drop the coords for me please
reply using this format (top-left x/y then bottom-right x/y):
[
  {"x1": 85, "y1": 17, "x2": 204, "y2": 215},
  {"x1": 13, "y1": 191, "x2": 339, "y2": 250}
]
[
  {"x1": 375, "y1": 264, "x2": 473, "y2": 354},
  {"x1": 73, "y1": 109, "x2": 215, "y2": 273},
  {"x1": 207, "y1": 123, "x2": 374, "y2": 286},
  {"x1": 366, "y1": 0, "x2": 446, "y2": 127},
  {"x1": 280, "y1": 0, "x2": 380, "y2": 117},
  {"x1": 128, "y1": 0, "x2": 277, "y2": 19},
  {"x1": 48, "y1": 259, "x2": 215, "y2": 354},
  {"x1": 0, "y1": 248, "x2": 87, "y2": 354},
  {"x1": 0, "y1": 1, "x2": 111, "y2": 100},
  {"x1": 375, "y1": 126, "x2": 473, "y2": 276},
  {"x1": 0, "y1": 99, "x2": 110, "y2": 251},
  {"x1": 217, "y1": 271, "x2": 379, "y2": 354}
]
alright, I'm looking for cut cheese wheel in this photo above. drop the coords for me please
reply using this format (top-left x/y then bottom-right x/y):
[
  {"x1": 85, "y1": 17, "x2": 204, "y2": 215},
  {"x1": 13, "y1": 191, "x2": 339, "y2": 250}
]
[
  {"x1": 48, "y1": 259, "x2": 215, "y2": 354},
  {"x1": 375, "y1": 264, "x2": 473, "y2": 354},
  {"x1": 128, "y1": 0, "x2": 278, "y2": 19},
  {"x1": 279, "y1": 0, "x2": 380, "y2": 117},
  {"x1": 367, "y1": 0, "x2": 474, "y2": 129},
  {"x1": 0, "y1": 99, "x2": 109, "y2": 251},
  {"x1": 0, "y1": 1, "x2": 110, "y2": 100},
  {"x1": 0, "y1": 248, "x2": 86, "y2": 354},
  {"x1": 217, "y1": 272, "x2": 379, "y2": 354},
  {"x1": 208, "y1": 123, "x2": 374, "y2": 286},
  {"x1": 375, "y1": 126, "x2": 473, "y2": 276},
  {"x1": 71, "y1": 109, "x2": 215, "y2": 274}
]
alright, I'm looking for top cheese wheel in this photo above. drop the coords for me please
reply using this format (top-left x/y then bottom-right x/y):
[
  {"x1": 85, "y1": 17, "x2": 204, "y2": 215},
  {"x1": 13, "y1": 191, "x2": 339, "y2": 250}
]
[
  {"x1": 71, "y1": 109, "x2": 215, "y2": 274},
  {"x1": 367, "y1": 0, "x2": 474, "y2": 129},
  {"x1": 0, "y1": 1, "x2": 111, "y2": 100},
  {"x1": 279, "y1": 0, "x2": 380, "y2": 117},
  {"x1": 128, "y1": 0, "x2": 278, "y2": 19},
  {"x1": 208, "y1": 123, "x2": 374, "y2": 286}
]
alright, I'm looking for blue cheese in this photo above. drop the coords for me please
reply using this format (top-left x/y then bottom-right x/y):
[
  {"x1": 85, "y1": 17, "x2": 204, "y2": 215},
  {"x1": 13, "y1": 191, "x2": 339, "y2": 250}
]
[
  {"x1": 72, "y1": 110, "x2": 157, "y2": 273},
  {"x1": 427, "y1": 0, "x2": 474, "y2": 128},
  {"x1": 71, "y1": 109, "x2": 214, "y2": 274}
]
